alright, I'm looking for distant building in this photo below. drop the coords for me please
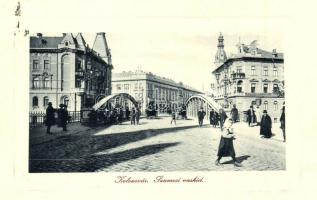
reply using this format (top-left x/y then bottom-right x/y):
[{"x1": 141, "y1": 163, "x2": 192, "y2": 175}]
[
  {"x1": 112, "y1": 70, "x2": 202, "y2": 112},
  {"x1": 211, "y1": 33, "x2": 284, "y2": 122},
  {"x1": 29, "y1": 32, "x2": 113, "y2": 112}
]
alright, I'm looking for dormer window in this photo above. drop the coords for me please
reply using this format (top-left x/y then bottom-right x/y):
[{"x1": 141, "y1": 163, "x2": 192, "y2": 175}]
[{"x1": 65, "y1": 41, "x2": 69, "y2": 46}]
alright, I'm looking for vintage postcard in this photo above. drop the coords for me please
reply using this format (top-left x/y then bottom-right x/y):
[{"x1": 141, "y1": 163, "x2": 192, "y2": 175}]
[{"x1": 3, "y1": 0, "x2": 316, "y2": 199}]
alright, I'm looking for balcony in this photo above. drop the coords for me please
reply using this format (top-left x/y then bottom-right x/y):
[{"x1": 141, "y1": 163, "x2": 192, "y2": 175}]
[
  {"x1": 244, "y1": 92, "x2": 279, "y2": 98},
  {"x1": 231, "y1": 72, "x2": 245, "y2": 80}
]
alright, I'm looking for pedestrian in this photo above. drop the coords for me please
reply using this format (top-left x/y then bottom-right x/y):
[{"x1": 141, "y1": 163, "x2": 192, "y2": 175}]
[
  {"x1": 209, "y1": 109, "x2": 215, "y2": 126},
  {"x1": 131, "y1": 107, "x2": 136, "y2": 125},
  {"x1": 247, "y1": 106, "x2": 256, "y2": 127},
  {"x1": 171, "y1": 110, "x2": 176, "y2": 125},
  {"x1": 219, "y1": 108, "x2": 228, "y2": 131},
  {"x1": 254, "y1": 105, "x2": 262, "y2": 126},
  {"x1": 125, "y1": 107, "x2": 130, "y2": 120},
  {"x1": 197, "y1": 107, "x2": 206, "y2": 127},
  {"x1": 260, "y1": 110, "x2": 272, "y2": 138},
  {"x1": 280, "y1": 104, "x2": 285, "y2": 142},
  {"x1": 60, "y1": 104, "x2": 68, "y2": 131},
  {"x1": 136, "y1": 108, "x2": 141, "y2": 125},
  {"x1": 118, "y1": 108, "x2": 124, "y2": 124},
  {"x1": 214, "y1": 112, "x2": 219, "y2": 128},
  {"x1": 230, "y1": 104, "x2": 239, "y2": 123},
  {"x1": 45, "y1": 102, "x2": 56, "y2": 134},
  {"x1": 215, "y1": 118, "x2": 242, "y2": 167}
]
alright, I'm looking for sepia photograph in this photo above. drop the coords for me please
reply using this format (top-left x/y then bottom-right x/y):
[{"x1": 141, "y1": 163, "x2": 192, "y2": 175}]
[{"x1": 28, "y1": 31, "x2": 285, "y2": 172}]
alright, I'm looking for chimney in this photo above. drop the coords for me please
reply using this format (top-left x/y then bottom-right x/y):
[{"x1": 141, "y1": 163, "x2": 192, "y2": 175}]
[
  {"x1": 272, "y1": 49, "x2": 278, "y2": 57},
  {"x1": 37, "y1": 33, "x2": 42, "y2": 38}
]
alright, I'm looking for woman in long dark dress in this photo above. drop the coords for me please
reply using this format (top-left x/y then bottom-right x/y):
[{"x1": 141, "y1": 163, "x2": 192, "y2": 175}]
[{"x1": 215, "y1": 118, "x2": 242, "y2": 167}]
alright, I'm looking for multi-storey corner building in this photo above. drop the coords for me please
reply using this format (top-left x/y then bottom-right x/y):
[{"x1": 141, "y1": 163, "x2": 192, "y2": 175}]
[
  {"x1": 112, "y1": 70, "x2": 202, "y2": 112},
  {"x1": 29, "y1": 32, "x2": 113, "y2": 112},
  {"x1": 212, "y1": 34, "x2": 284, "y2": 122}
]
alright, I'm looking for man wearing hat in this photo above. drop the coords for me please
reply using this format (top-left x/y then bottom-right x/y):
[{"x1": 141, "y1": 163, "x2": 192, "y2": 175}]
[
  {"x1": 57, "y1": 104, "x2": 69, "y2": 131},
  {"x1": 197, "y1": 107, "x2": 206, "y2": 127},
  {"x1": 45, "y1": 102, "x2": 56, "y2": 134},
  {"x1": 260, "y1": 110, "x2": 272, "y2": 138}
]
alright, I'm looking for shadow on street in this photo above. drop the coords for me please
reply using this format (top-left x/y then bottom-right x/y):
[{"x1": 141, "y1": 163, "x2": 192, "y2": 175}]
[{"x1": 29, "y1": 142, "x2": 180, "y2": 172}]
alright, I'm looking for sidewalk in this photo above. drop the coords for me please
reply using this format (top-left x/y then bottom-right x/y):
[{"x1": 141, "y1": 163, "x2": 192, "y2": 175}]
[{"x1": 29, "y1": 123, "x2": 99, "y2": 146}]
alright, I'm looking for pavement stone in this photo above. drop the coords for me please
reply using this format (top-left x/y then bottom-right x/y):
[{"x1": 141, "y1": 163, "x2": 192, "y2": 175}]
[{"x1": 29, "y1": 116, "x2": 285, "y2": 172}]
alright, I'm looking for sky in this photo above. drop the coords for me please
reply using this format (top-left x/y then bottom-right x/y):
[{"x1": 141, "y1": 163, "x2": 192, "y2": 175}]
[{"x1": 82, "y1": 32, "x2": 283, "y2": 91}]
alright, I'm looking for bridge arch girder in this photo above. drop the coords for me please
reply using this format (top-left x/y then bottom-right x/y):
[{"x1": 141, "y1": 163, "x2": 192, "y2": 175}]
[{"x1": 92, "y1": 93, "x2": 139, "y2": 110}]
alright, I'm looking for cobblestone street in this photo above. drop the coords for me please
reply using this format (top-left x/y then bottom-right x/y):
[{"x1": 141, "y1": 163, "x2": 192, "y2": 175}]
[{"x1": 29, "y1": 116, "x2": 285, "y2": 172}]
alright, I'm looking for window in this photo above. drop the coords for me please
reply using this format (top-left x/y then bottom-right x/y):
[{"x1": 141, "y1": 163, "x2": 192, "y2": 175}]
[
  {"x1": 32, "y1": 96, "x2": 38, "y2": 107},
  {"x1": 62, "y1": 96, "x2": 69, "y2": 106},
  {"x1": 251, "y1": 83, "x2": 256, "y2": 93},
  {"x1": 43, "y1": 77, "x2": 50, "y2": 88},
  {"x1": 251, "y1": 66, "x2": 256, "y2": 75},
  {"x1": 33, "y1": 77, "x2": 40, "y2": 88},
  {"x1": 134, "y1": 83, "x2": 138, "y2": 90},
  {"x1": 263, "y1": 83, "x2": 268, "y2": 93},
  {"x1": 273, "y1": 66, "x2": 278, "y2": 76},
  {"x1": 75, "y1": 78, "x2": 81, "y2": 88},
  {"x1": 124, "y1": 84, "x2": 129, "y2": 90},
  {"x1": 43, "y1": 96, "x2": 49, "y2": 107},
  {"x1": 76, "y1": 61, "x2": 81, "y2": 71},
  {"x1": 33, "y1": 60, "x2": 39, "y2": 70},
  {"x1": 44, "y1": 60, "x2": 49, "y2": 70},
  {"x1": 274, "y1": 101, "x2": 278, "y2": 111},
  {"x1": 273, "y1": 84, "x2": 279, "y2": 93},
  {"x1": 116, "y1": 84, "x2": 122, "y2": 90},
  {"x1": 236, "y1": 66, "x2": 242, "y2": 73},
  {"x1": 263, "y1": 66, "x2": 268, "y2": 76},
  {"x1": 237, "y1": 80, "x2": 243, "y2": 93},
  {"x1": 264, "y1": 101, "x2": 268, "y2": 110}
]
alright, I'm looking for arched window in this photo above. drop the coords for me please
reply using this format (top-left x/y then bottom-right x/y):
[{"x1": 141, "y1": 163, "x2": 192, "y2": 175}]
[
  {"x1": 61, "y1": 96, "x2": 69, "y2": 106},
  {"x1": 43, "y1": 96, "x2": 49, "y2": 107},
  {"x1": 274, "y1": 101, "x2": 278, "y2": 111},
  {"x1": 251, "y1": 83, "x2": 256, "y2": 93},
  {"x1": 33, "y1": 77, "x2": 40, "y2": 88},
  {"x1": 273, "y1": 84, "x2": 279, "y2": 93},
  {"x1": 32, "y1": 96, "x2": 38, "y2": 107},
  {"x1": 237, "y1": 80, "x2": 243, "y2": 93},
  {"x1": 264, "y1": 101, "x2": 268, "y2": 110},
  {"x1": 263, "y1": 83, "x2": 268, "y2": 93},
  {"x1": 43, "y1": 77, "x2": 50, "y2": 88}
]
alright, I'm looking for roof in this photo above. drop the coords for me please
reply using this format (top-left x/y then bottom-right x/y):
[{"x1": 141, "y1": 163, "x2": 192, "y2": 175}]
[
  {"x1": 213, "y1": 47, "x2": 284, "y2": 73},
  {"x1": 30, "y1": 36, "x2": 63, "y2": 48}
]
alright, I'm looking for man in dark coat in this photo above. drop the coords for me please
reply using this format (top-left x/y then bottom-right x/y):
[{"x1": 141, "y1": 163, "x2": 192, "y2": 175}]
[
  {"x1": 280, "y1": 105, "x2": 285, "y2": 142},
  {"x1": 209, "y1": 109, "x2": 215, "y2": 126},
  {"x1": 131, "y1": 107, "x2": 136, "y2": 125},
  {"x1": 125, "y1": 107, "x2": 130, "y2": 120},
  {"x1": 219, "y1": 108, "x2": 227, "y2": 131},
  {"x1": 45, "y1": 102, "x2": 55, "y2": 134},
  {"x1": 230, "y1": 104, "x2": 239, "y2": 123},
  {"x1": 260, "y1": 110, "x2": 272, "y2": 138},
  {"x1": 197, "y1": 107, "x2": 206, "y2": 127},
  {"x1": 246, "y1": 106, "x2": 255, "y2": 127},
  {"x1": 60, "y1": 104, "x2": 69, "y2": 131}
]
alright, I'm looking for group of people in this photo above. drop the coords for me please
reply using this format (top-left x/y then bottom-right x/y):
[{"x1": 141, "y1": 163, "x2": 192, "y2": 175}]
[
  {"x1": 215, "y1": 103, "x2": 286, "y2": 167},
  {"x1": 88, "y1": 106, "x2": 141, "y2": 126},
  {"x1": 45, "y1": 102, "x2": 69, "y2": 134}
]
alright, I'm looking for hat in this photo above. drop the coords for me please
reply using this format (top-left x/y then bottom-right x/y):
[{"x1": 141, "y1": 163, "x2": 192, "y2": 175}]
[
  {"x1": 48, "y1": 102, "x2": 52, "y2": 106},
  {"x1": 263, "y1": 110, "x2": 267, "y2": 113},
  {"x1": 59, "y1": 104, "x2": 64, "y2": 108}
]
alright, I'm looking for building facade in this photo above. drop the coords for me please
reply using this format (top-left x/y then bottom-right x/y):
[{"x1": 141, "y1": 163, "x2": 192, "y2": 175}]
[
  {"x1": 211, "y1": 34, "x2": 284, "y2": 122},
  {"x1": 112, "y1": 70, "x2": 202, "y2": 112},
  {"x1": 29, "y1": 32, "x2": 113, "y2": 112}
]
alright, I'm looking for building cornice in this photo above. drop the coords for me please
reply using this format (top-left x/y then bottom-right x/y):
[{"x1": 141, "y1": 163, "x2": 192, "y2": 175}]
[{"x1": 212, "y1": 56, "x2": 284, "y2": 74}]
